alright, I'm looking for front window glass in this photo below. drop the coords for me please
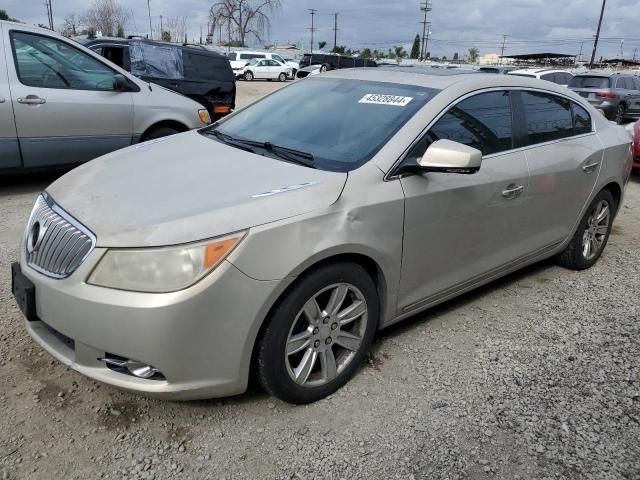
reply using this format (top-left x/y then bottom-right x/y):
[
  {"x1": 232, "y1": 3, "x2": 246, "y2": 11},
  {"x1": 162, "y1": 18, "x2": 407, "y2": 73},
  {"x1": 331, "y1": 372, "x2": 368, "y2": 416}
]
[
  {"x1": 415, "y1": 91, "x2": 513, "y2": 157},
  {"x1": 11, "y1": 31, "x2": 116, "y2": 90},
  {"x1": 272, "y1": 55, "x2": 284, "y2": 63},
  {"x1": 206, "y1": 78, "x2": 437, "y2": 172}
]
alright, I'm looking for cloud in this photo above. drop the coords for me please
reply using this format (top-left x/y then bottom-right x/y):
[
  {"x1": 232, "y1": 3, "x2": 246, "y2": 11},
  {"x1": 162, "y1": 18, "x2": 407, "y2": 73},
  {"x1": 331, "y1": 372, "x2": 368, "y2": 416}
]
[{"x1": 4, "y1": 0, "x2": 639, "y2": 58}]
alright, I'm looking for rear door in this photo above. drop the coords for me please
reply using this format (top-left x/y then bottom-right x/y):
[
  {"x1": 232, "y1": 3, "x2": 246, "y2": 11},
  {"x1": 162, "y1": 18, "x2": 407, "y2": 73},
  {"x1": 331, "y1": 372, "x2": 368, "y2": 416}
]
[
  {"x1": 5, "y1": 28, "x2": 134, "y2": 168},
  {"x1": 0, "y1": 22, "x2": 21, "y2": 169},
  {"x1": 398, "y1": 90, "x2": 531, "y2": 313},
  {"x1": 517, "y1": 90, "x2": 601, "y2": 251}
]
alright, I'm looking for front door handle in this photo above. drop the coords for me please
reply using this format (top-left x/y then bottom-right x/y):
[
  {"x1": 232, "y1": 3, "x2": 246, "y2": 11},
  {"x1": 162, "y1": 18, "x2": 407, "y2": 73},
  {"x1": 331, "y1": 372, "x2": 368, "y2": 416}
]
[
  {"x1": 17, "y1": 95, "x2": 46, "y2": 105},
  {"x1": 502, "y1": 184, "x2": 524, "y2": 199},
  {"x1": 582, "y1": 162, "x2": 600, "y2": 173}
]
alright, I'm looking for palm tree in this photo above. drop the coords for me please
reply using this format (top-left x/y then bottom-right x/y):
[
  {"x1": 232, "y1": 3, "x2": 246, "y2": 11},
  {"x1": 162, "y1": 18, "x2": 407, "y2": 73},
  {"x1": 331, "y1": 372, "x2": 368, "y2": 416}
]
[{"x1": 468, "y1": 47, "x2": 480, "y2": 64}]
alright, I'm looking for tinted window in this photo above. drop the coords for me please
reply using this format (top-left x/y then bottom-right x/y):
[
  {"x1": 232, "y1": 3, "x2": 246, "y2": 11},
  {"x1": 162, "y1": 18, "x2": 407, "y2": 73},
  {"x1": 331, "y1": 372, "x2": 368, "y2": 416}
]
[
  {"x1": 573, "y1": 103, "x2": 592, "y2": 135},
  {"x1": 558, "y1": 72, "x2": 573, "y2": 84},
  {"x1": 569, "y1": 76, "x2": 610, "y2": 89},
  {"x1": 11, "y1": 31, "x2": 116, "y2": 90},
  {"x1": 210, "y1": 78, "x2": 436, "y2": 172},
  {"x1": 510, "y1": 73, "x2": 535, "y2": 78},
  {"x1": 480, "y1": 68, "x2": 499, "y2": 74},
  {"x1": 541, "y1": 73, "x2": 555, "y2": 82},
  {"x1": 521, "y1": 91, "x2": 573, "y2": 144},
  {"x1": 426, "y1": 91, "x2": 514, "y2": 156},
  {"x1": 183, "y1": 51, "x2": 233, "y2": 81},
  {"x1": 227, "y1": 52, "x2": 237, "y2": 61},
  {"x1": 240, "y1": 53, "x2": 265, "y2": 60},
  {"x1": 632, "y1": 77, "x2": 640, "y2": 91},
  {"x1": 102, "y1": 46, "x2": 127, "y2": 69},
  {"x1": 272, "y1": 54, "x2": 285, "y2": 63}
]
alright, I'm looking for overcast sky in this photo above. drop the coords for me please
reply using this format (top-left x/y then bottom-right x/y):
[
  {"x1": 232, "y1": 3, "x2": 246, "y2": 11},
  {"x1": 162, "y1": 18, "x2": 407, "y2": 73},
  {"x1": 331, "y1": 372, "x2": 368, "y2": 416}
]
[{"x1": 4, "y1": 0, "x2": 640, "y2": 59}]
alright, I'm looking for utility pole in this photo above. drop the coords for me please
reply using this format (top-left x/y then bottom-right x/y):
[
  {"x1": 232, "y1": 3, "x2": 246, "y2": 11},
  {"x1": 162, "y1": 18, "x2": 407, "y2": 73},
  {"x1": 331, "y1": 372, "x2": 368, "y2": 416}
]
[
  {"x1": 333, "y1": 13, "x2": 339, "y2": 52},
  {"x1": 500, "y1": 34, "x2": 507, "y2": 64},
  {"x1": 419, "y1": 1, "x2": 432, "y2": 61},
  {"x1": 48, "y1": 0, "x2": 54, "y2": 30},
  {"x1": 160, "y1": 15, "x2": 163, "y2": 39},
  {"x1": 147, "y1": 0, "x2": 153, "y2": 40},
  {"x1": 308, "y1": 9, "x2": 317, "y2": 54},
  {"x1": 633, "y1": 48, "x2": 638, "y2": 62},
  {"x1": 590, "y1": 0, "x2": 607, "y2": 68},
  {"x1": 200, "y1": 25, "x2": 203, "y2": 44}
]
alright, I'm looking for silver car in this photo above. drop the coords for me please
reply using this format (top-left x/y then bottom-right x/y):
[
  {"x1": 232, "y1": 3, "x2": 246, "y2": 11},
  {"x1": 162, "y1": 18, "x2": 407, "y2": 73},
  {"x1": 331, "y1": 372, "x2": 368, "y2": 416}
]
[
  {"x1": 12, "y1": 69, "x2": 633, "y2": 404},
  {"x1": 0, "y1": 21, "x2": 210, "y2": 172}
]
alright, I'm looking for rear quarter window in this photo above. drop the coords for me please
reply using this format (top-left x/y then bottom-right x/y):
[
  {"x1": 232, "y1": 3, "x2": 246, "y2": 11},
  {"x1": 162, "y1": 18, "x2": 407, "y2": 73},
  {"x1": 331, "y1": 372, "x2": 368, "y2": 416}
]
[{"x1": 183, "y1": 51, "x2": 234, "y2": 82}]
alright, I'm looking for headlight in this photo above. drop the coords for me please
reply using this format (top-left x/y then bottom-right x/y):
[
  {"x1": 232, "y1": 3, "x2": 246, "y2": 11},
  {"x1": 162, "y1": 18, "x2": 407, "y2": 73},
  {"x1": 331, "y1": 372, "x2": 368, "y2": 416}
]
[
  {"x1": 88, "y1": 232, "x2": 245, "y2": 293},
  {"x1": 198, "y1": 109, "x2": 211, "y2": 124}
]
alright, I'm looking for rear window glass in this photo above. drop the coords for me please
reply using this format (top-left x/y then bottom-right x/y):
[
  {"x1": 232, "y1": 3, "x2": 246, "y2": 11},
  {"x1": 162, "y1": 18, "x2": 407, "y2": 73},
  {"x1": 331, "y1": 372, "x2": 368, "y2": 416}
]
[
  {"x1": 183, "y1": 51, "x2": 233, "y2": 81},
  {"x1": 569, "y1": 76, "x2": 610, "y2": 89},
  {"x1": 521, "y1": 91, "x2": 573, "y2": 144}
]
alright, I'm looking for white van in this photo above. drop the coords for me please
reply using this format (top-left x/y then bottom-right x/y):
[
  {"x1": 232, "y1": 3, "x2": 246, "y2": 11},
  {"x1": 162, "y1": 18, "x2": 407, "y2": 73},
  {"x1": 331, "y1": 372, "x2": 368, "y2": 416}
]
[{"x1": 0, "y1": 21, "x2": 210, "y2": 172}]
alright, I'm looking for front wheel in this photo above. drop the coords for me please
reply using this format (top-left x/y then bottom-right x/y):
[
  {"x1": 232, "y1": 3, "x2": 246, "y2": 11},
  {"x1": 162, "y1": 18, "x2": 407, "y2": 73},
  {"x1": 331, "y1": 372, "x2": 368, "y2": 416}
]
[
  {"x1": 278, "y1": 72, "x2": 287, "y2": 82},
  {"x1": 556, "y1": 189, "x2": 615, "y2": 270},
  {"x1": 244, "y1": 71, "x2": 254, "y2": 81},
  {"x1": 256, "y1": 263, "x2": 379, "y2": 404}
]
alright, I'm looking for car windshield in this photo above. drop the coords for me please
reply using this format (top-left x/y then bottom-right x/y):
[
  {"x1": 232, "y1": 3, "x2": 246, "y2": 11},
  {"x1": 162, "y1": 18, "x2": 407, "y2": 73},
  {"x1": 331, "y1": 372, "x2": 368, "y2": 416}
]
[
  {"x1": 569, "y1": 76, "x2": 611, "y2": 89},
  {"x1": 204, "y1": 78, "x2": 437, "y2": 172}
]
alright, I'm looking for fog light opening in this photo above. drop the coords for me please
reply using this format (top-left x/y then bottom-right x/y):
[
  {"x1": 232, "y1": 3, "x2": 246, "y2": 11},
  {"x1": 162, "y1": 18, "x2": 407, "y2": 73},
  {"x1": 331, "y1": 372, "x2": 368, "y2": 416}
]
[{"x1": 99, "y1": 354, "x2": 165, "y2": 381}]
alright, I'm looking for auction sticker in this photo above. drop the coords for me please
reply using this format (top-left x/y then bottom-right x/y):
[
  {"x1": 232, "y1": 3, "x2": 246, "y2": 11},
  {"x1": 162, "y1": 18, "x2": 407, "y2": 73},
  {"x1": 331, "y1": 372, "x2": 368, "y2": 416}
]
[{"x1": 359, "y1": 94, "x2": 413, "y2": 106}]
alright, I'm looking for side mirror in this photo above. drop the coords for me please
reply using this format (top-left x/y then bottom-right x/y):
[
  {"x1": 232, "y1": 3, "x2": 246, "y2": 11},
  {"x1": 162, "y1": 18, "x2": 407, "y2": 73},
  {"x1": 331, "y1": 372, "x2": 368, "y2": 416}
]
[
  {"x1": 418, "y1": 139, "x2": 482, "y2": 174},
  {"x1": 113, "y1": 74, "x2": 128, "y2": 91}
]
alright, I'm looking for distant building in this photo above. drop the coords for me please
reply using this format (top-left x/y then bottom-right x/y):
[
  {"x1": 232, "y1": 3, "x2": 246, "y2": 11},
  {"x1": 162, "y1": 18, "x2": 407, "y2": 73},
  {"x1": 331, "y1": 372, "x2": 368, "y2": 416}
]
[{"x1": 479, "y1": 53, "x2": 512, "y2": 65}]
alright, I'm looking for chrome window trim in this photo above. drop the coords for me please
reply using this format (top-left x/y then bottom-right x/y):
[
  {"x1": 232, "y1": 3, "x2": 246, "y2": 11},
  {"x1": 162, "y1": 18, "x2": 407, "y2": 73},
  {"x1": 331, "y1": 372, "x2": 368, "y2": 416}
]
[
  {"x1": 385, "y1": 86, "x2": 596, "y2": 181},
  {"x1": 26, "y1": 192, "x2": 97, "y2": 279}
]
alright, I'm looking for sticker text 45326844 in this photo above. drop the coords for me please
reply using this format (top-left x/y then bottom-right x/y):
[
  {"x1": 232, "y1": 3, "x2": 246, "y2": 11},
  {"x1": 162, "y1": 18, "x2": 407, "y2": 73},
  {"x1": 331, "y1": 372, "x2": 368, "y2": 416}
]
[{"x1": 359, "y1": 94, "x2": 413, "y2": 107}]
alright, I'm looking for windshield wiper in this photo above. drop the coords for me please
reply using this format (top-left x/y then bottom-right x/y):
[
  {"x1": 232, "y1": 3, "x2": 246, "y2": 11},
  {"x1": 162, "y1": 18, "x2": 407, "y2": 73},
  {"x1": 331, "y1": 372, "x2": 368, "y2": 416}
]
[
  {"x1": 206, "y1": 130, "x2": 256, "y2": 153},
  {"x1": 253, "y1": 141, "x2": 316, "y2": 169}
]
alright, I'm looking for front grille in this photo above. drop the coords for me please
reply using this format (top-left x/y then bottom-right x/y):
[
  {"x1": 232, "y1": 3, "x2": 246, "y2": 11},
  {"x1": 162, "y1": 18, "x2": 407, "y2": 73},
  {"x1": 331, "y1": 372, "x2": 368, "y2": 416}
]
[{"x1": 25, "y1": 194, "x2": 96, "y2": 279}]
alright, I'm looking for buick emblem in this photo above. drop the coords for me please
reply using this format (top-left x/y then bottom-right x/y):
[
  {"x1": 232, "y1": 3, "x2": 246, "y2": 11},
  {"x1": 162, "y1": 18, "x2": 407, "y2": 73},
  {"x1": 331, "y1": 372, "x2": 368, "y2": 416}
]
[{"x1": 26, "y1": 221, "x2": 46, "y2": 254}]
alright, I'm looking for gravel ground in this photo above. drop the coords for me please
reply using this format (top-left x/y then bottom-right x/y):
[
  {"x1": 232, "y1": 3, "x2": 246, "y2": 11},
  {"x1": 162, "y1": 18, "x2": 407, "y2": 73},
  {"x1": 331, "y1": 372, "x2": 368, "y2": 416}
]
[{"x1": 0, "y1": 80, "x2": 639, "y2": 479}]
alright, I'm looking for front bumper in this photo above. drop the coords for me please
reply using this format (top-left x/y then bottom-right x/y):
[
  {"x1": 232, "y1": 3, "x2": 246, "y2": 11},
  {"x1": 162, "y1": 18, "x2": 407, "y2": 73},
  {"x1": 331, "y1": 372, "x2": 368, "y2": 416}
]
[{"x1": 19, "y1": 248, "x2": 283, "y2": 400}]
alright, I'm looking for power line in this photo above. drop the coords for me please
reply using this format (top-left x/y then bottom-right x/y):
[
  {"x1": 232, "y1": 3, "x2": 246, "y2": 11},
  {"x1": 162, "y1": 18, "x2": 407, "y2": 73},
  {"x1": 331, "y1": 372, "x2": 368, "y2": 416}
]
[
  {"x1": 308, "y1": 8, "x2": 317, "y2": 54},
  {"x1": 420, "y1": 1, "x2": 432, "y2": 61},
  {"x1": 590, "y1": 0, "x2": 607, "y2": 68},
  {"x1": 333, "y1": 13, "x2": 339, "y2": 51}
]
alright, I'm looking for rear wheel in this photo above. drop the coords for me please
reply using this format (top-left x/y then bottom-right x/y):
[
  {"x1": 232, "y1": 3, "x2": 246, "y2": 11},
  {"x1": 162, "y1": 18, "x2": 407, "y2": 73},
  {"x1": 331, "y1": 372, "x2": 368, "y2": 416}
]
[
  {"x1": 244, "y1": 71, "x2": 254, "y2": 81},
  {"x1": 278, "y1": 72, "x2": 287, "y2": 82},
  {"x1": 256, "y1": 263, "x2": 379, "y2": 404},
  {"x1": 615, "y1": 104, "x2": 626, "y2": 124},
  {"x1": 557, "y1": 189, "x2": 615, "y2": 270}
]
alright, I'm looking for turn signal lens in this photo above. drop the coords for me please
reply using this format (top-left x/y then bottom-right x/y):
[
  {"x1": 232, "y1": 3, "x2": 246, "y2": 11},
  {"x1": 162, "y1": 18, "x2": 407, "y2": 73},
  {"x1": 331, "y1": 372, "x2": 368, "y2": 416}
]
[
  {"x1": 213, "y1": 105, "x2": 231, "y2": 114},
  {"x1": 198, "y1": 109, "x2": 211, "y2": 124},
  {"x1": 88, "y1": 232, "x2": 246, "y2": 293}
]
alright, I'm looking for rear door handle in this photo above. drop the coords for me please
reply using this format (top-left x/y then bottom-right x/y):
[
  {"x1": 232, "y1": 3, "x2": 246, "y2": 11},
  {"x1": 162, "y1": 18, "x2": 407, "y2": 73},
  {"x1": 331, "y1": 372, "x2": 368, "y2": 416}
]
[
  {"x1": 17, "y1": 95, "x2": 46, "y2": 105},
  {"x1": 502, "y1": 184, "x2": 524, "y2": 199},
  {"x1": 582, "y1": 162, "x2": 599, "y2": 173}
]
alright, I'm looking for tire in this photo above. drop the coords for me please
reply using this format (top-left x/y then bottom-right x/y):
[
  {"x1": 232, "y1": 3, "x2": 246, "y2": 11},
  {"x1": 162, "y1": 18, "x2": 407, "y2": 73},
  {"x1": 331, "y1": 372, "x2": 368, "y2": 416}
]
[
  {"x1": 244, "y1": 71, "x2": 253, "y2": 81},
  {"x1": 278, "y1": 72, "x2": 287, "y2": 82},
  {"x1": 320, "y1": 63, "x2": 329, "y2": 73},
  {"x1": 556, "y1": 189, "x2": 615, "y2": 270},
  {"x1": 256, "y1": 263, "x2": 379, "y2": 404},
  {"x1": 141, "y1": 126, "x2": 180, "y2": 141},
  {"x1": 615, "y1": 104, "x2": 626, "y2": 124}
]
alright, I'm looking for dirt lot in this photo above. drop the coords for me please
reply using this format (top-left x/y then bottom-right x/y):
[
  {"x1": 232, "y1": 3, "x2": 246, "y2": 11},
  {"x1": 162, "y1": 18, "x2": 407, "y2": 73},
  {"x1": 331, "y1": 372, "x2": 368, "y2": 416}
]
[{"x1": 0, "y1": 80, "x2": 639, "y2": 480}]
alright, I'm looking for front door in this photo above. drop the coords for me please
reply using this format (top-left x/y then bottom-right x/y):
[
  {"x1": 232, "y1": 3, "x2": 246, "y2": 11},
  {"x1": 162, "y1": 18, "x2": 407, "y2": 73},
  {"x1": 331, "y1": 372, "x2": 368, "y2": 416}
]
[
  {"x1": 397, "y1": 90, "x2": 531, "y2": 314},
  {"x1": 0, "y1": 23, "x2": 21, "y2": 169},
  {"x1": 4, "y1": 29, "x2": 134, "y2": 168}
]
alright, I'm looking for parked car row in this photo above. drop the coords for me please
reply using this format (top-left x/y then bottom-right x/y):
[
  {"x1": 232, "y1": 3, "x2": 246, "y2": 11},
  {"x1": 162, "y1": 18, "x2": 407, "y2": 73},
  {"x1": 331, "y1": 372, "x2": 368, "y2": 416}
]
[
  {"x1": 0, "y1": 21, "x2": 211, "y2": 173},
  {"x1": 569, "y1": 73, "x2": 640, "y2": 124},
  {"x1": 227, "y1": 50, "x2": 299, "y2": 79}
]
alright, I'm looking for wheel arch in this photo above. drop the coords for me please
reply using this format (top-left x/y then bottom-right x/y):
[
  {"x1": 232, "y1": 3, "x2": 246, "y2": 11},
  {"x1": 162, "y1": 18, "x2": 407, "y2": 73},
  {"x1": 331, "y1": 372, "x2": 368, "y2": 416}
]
[
  {"x1": 140, "y1": 120, "x2": 190, "y2": 142},
  {"x1": 601, "y1": 180, "x2": 622, "y2": 214}
]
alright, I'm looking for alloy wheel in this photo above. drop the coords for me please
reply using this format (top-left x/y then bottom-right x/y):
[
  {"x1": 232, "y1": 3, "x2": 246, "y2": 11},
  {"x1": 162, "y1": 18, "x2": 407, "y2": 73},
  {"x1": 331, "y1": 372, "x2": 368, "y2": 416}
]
[
  {"x1": 284, "y1": 283, "x2": 368, "y2": 387},
  {"x1": 582, "y1": 200, "x2": 611, "y2": 260}
]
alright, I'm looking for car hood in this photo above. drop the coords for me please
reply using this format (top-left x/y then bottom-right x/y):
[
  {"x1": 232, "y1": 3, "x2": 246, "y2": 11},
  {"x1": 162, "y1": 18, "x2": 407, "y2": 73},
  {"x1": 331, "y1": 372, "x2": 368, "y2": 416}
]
[{"x1": 46, "y1": 131, "x2": 347, "y2": 247}]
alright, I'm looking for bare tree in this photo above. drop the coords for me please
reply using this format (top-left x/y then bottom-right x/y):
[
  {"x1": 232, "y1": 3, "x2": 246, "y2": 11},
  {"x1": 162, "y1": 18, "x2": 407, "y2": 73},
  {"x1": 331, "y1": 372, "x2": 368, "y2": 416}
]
[
  {"x1": 61, "y1": 14, "x2": 79, "y2": 37},
  {"x1": 163, "y1": 16, "x2": 187, "y2": 44},
  {"x1": 81, "y1": 0, "x2": 129, "y2": 37},
  {"x1": 209, "y1": 0, "x2": 281, "y2": 47}
]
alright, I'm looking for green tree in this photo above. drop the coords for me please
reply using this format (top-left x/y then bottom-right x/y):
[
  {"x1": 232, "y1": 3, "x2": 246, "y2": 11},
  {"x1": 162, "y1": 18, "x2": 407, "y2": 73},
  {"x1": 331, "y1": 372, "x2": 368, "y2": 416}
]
[
  {"x1": 0, "y1": 10, "x2": 10, "y2": 20},
  {"x1": 468, "y1": 47, "x2": 480, "y2": 63},
  {"x1": 453, "y1": 52, "x2": 459, "y2": 61},
  {"x1": 394, "y1": 46, "x2": 407, "y2": 59},
  {"x1": 442, "y1": 55, "x2": 447, "y2": 60},
  {"x1": 332, "y1": 45, "x2": 346, "y2": 54},
  {"x1": 410, "y1": 34, "x2": 420, "y2": 59},
  {"x1": 318, "y1": 41, "x2": 327, "y2": 50},
  {"x1": 162, "y1": 31, "x2": 171, "y2": 42},
  {"x1": 116, "y1": 25, "x2": 125, "y2": 37},
  {"x1": 359, "y1": 48, "x2": 372, "y2": 59}
]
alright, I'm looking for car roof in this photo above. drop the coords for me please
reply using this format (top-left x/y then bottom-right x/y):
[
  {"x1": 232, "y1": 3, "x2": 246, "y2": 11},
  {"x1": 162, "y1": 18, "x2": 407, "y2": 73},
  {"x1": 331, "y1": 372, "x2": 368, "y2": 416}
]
[{"x1": 321, "y1": 67, "x2": 582, "y2": 94}]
